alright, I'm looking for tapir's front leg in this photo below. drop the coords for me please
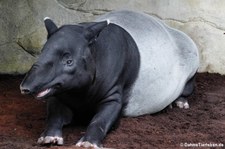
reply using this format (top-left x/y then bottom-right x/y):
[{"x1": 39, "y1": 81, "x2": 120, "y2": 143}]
[
  {"x1": 76, "y1": 88, "x2": 122, "y2": 148},
  {"x1": 38, "y1": 97, "x2": 73, "y2": 145}
]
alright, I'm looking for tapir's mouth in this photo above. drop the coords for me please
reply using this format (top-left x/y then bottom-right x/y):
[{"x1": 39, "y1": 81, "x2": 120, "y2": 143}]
[
  {"x1": 36, "y1": 88, "x2": 51, "y2": 99},
  {"x1": 34, "y1": 83, "x2": 61, "y2": 99}
]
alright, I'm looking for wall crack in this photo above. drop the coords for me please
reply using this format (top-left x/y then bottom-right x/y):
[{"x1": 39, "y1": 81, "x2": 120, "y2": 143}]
[
  {"x1": 147, "y1": 12, "x2": 225, "y2": 32},
  {"x1": 16, "y1": 42, "x2": 36, "y2": 58}
]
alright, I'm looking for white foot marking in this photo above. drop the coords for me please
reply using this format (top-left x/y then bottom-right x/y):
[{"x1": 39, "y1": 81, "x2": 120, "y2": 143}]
[
  {"x1": 176, "y1": 100, "x2": 189, "y2": 109},
  {"x1": 76, "y1": 141, "x2": 100, "y2": 148},
  {"x1": 37, "y1": 136, "x2": 63, "y2": 145}
]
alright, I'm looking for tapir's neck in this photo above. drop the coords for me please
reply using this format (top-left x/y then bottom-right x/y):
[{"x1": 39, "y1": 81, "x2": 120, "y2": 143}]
[{"x1": 56, "y1": 87, "x2": 90, "y2": 106}]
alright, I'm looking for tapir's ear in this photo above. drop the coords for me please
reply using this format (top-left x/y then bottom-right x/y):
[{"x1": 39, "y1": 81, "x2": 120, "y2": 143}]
[
  {"x1": 44, "y1": 17, "x2": 58, "y2": 38},
  {"x1": 84, "y1": 20, "x2": 110, "y2": 42}
]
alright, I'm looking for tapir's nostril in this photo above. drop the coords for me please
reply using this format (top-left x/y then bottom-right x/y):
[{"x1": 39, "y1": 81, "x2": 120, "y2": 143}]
[
  {"x1": 20, "y1": 85, "x2": 31, "y2": 95},
  {"x1": 21, "y1": 89, "x2": 31, "y2": 95}
]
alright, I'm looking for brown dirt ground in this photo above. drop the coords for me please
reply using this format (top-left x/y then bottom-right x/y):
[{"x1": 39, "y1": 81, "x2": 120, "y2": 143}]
[{"x1": 0, "y1": 73, "x2": 224, "y2": 149}]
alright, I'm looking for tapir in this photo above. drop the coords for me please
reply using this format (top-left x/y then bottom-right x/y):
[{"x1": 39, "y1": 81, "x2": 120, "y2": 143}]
[{"x1": 20, "y1": 10, "x2": 199, "y2": 148}]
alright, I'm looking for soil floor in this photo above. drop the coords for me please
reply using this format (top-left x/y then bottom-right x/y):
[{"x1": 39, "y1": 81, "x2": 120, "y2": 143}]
[{"x1": 0, "y1": 73, "x2": 224, "y2": 149}]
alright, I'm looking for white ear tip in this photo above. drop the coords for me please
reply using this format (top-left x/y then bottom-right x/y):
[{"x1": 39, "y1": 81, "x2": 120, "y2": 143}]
[
  {"x1": 107, "y1": 19, "x2": 110, "y2": 25},
  {"x1": 44, "y1": 17, "x2": 51, "y2": 21}
]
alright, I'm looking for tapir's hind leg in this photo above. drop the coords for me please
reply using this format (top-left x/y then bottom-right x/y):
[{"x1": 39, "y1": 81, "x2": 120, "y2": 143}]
[
  {"x1": 37, "y1": 97, "x2": 73, "y2": 146},
  {"x1": 175, "y1": 74, "x2": 196, "y2": 109}
]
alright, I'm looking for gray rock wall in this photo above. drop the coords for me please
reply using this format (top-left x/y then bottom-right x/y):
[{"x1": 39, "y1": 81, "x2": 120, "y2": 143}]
[{"x1": 1, "y1": 0, "x2": 225, "y2": 74}]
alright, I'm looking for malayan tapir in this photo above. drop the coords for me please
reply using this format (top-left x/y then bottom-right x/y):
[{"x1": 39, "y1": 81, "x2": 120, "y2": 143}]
[{"x1": 20, "y1": 10, "x2": 199, "y2": 148}]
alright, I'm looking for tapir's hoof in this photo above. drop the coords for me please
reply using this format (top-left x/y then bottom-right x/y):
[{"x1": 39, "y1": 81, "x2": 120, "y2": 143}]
[
  {"x1": 175, "y1": 98, "x2": 189, "y2": 109},
  {"x1": 76, "y1": 141, "x2": 100, "y2": 149},
  {"x1": 37, "y1": 136, "x2": 63, "y2": 145}
]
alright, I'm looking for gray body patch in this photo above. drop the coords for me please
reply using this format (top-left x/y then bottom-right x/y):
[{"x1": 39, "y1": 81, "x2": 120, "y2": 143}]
[{"x1": 97, "y1": 10, "x2": 199, "y2": 116}]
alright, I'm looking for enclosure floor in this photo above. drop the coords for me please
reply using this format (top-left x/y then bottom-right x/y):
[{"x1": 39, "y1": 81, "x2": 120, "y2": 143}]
[{"x1": 0, "y1": 73, "x2": 224, "y2": 149}]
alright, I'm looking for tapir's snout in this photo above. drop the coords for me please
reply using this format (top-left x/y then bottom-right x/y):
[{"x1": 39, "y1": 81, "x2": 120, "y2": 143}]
[
  {"x1": 19, "y1": 63, "x2": 50, "y2": 97},
  {"x1": 20, "y1": 77, "x2": 34, "y2": 95},
  {"x1": 20, "y1": 84, "x2": 32, "y2": 95},
  {"x1": 20, "y1": 71, "x2": 38, "y2": 96},
  {"x1": 19, "y1": 66, "x2": 61, "y2": 99}
]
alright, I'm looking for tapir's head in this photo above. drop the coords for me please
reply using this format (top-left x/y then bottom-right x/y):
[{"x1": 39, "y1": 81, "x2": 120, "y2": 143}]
[{"x1": 20, "y1": 18, "x2": 108, "y2": 99}]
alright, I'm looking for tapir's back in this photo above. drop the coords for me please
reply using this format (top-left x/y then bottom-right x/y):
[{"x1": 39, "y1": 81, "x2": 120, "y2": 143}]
[{"x1": 97, "y1": 10, "x2": 199, "y2": 116}]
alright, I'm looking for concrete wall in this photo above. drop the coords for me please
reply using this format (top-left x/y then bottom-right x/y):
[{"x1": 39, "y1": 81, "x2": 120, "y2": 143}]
[{"x1": 1, "y1": 0, "x2": 225, "y2": 74}]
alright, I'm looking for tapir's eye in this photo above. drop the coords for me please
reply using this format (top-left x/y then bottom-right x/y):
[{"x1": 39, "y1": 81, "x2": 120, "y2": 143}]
[
  {"x1": 66, "y1": 60, "x2": 73, "y2": 65},
  {"x1": 62, "y1": 53, "x2": 73, "y2": 66}
]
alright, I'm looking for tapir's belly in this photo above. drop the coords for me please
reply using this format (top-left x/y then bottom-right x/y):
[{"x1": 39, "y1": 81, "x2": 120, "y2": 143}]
[{"x1": 123, "y1": 67, "x2": 187, "y2": 116}]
